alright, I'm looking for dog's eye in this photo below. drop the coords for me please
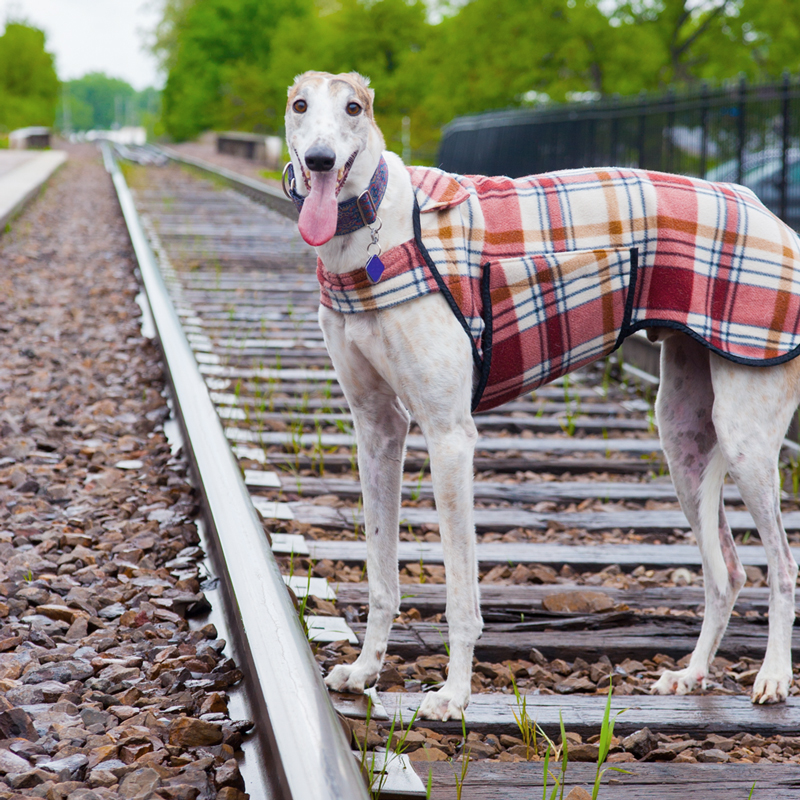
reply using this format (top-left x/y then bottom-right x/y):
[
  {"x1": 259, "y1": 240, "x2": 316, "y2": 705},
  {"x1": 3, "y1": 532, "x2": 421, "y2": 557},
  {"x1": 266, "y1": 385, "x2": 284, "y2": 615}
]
[
  {"x1": 293, "y1": 99, "x2": 307, "y2": 114},
  {"x1": 346, "y1": 102, "x2": 362, "y2": 117}
]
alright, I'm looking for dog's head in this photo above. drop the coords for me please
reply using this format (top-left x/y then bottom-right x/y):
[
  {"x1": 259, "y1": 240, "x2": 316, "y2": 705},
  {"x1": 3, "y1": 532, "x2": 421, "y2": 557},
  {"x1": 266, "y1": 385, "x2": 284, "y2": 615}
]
[{"x1": 285, "y1": 71, "x2": 385, "y2": 246}]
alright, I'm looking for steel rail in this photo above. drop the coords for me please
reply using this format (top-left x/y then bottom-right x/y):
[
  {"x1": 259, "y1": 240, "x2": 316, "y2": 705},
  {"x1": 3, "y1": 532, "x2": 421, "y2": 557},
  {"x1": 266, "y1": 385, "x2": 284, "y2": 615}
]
[
  {"x1": 102, "y1": 143, "x2": 369, "y2": 800},
  {"x1": 156, "y1": 144, "x2": 298, "y2": 220}
]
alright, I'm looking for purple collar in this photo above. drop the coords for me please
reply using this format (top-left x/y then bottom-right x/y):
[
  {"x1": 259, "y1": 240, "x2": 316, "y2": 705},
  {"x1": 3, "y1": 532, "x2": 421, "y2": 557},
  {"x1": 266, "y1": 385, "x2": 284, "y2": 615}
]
[{"x1": 284, "y1": 156, "x2": 388, "y2": 236}]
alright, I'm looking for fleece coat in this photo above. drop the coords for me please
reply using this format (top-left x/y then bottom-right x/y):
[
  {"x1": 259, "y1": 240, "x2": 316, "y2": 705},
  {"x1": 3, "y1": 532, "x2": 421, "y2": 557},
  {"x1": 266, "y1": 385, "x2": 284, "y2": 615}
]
[{"x1": 316, "y1": 165, "x2": 800, "y2": 412}]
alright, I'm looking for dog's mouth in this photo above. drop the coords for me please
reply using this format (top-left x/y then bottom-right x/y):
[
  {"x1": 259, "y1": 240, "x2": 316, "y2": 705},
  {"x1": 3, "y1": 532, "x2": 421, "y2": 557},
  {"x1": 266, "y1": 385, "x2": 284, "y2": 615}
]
[
  {"x1": 293, "y1": 147, "x2": 358, "y2": 196},
  {"x1": 297, "y1": 149, "x2": 359, "y2": 247},
  {"x1": 335, "y1": 150, "x2": 358, "y2": 196}
]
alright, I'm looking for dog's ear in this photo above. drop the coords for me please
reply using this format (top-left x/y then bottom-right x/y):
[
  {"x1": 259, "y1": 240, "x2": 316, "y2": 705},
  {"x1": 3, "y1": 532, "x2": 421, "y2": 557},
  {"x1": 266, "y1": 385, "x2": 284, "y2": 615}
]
[
  {"x1": 346, "y1": 72, "x2": 375, "y2": 118},
  {"x1": 287, "y1": 72, "x2": 312, "y2": 99}
]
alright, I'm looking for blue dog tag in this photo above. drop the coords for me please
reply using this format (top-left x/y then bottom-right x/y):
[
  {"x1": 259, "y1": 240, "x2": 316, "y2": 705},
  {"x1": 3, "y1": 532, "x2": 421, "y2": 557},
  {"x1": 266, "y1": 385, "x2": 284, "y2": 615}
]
[{"x1": 365, "y1": 254, "x2": 385, "y2": 283}]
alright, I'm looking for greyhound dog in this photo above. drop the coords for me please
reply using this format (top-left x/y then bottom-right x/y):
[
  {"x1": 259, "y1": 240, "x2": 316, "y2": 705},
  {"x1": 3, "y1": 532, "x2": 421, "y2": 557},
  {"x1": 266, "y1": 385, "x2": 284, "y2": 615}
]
[{"x1": 284, "y1": 70, "x2": 800, "y2": 721}]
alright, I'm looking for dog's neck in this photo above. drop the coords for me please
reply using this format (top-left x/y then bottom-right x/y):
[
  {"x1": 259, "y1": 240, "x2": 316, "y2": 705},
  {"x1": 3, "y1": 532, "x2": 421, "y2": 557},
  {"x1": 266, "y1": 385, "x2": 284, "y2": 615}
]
[{"x1": 308, "y1": 131, "x2": 415, "y2": 275}]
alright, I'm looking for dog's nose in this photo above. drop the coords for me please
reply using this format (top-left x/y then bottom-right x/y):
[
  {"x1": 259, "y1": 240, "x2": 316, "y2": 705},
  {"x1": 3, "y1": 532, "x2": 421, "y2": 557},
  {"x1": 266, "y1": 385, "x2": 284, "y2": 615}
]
[{"x1": 305, "y1": 145, "x2": 336, "y2": 172}]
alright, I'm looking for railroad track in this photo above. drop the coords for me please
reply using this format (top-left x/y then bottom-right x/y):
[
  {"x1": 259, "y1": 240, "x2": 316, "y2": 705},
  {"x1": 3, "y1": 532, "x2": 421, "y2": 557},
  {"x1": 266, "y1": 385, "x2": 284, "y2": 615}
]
[{"x1": 109, "y1": 143, "x2": 800, "y2": 799}]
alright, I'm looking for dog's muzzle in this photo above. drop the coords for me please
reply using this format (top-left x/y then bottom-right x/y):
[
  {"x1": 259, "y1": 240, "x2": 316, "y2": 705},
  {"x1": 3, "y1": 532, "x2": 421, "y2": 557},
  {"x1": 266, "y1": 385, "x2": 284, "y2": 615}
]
[{"x1": 304, "y1": 144, "x2": 336, "y2": 172}]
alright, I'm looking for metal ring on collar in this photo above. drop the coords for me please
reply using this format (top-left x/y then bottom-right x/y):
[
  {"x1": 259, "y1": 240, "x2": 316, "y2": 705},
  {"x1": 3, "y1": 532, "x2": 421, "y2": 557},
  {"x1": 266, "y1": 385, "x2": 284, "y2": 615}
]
[{"x1": 281, "y1": 162, "x2": 295, "y2": 200}]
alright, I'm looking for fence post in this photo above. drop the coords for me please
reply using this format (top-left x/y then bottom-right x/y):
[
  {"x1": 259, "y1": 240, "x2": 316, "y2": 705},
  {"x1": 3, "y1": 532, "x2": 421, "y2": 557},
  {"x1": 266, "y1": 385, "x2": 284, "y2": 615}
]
[
  {"x1": 665, "y1": 87, "x2": 676, "y2": 173},
  {"x1": 610, "y1": 94, "x2": 619, "y2": 165},
  {"x1": 638, "y1": 91, "x2": 647, "y2": 168},
  {"x1": 736, "y1": 74, "x2": 746, "y2": 185},
  {"x1": 781, "y1": 71, "x2": 790, "y2": 221},
  {"x1": 700, "y1": 82, "x2": 709, "y2": 178}
]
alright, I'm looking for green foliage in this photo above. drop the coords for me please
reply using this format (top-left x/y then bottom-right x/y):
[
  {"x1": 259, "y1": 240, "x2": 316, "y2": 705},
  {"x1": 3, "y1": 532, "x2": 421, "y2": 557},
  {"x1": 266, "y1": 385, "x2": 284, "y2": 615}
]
[
  {"x1": 155, "y1": 0, "x2": 313, "y2": 140},
  {"x1": 0, "y1": 21, "x2": 59, "y2": 132},
  {"x1": 154, "y1": 0, "x2": 800, "y2": 157},
  {"x1": 58, "y1": 74, "x2": 161, "y2": 135}
]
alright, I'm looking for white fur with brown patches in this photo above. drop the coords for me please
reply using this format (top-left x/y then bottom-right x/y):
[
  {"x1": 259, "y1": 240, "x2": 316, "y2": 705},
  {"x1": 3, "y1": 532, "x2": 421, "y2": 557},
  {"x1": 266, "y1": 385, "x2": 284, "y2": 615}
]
[{"x1": 285, "y1": 71, "x2": 800, "y2": 719}]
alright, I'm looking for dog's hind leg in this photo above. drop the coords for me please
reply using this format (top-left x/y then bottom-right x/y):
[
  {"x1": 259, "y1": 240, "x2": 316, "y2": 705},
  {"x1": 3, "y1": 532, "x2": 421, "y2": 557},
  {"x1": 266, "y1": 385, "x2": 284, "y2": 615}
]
[
  {"x1": 319, "y1": 310, "x2": 410, "y2": 695},
  {"x1": 709, "y1": 355, "x2": 800, "y2": 703},
  {"x1": 651, "y1": 335, "x2": 746, "y2": 696}
]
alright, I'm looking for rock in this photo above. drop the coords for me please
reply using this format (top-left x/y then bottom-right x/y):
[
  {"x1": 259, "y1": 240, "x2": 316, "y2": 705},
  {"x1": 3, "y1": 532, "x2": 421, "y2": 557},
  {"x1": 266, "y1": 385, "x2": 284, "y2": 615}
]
[
  {"x1": 36, "y1": 605, "x2": 80, "y2": 624},
  {"x1": 86, "y1": 745, "x2": 118, "y2": 769},
  {"x1": 16, "y1": 586, "x2": 50, "y2": 606},
  {"x1": 499, "y1": 735, "x2": 526, "y2": 748},
  {"x1": 108, "y1": 706, "x2": 138, "y2": 721},
  {"x1": 199, "y1": 693, "x2": 228, "y2": 716},
  {"x1": 66, "y1": 790, "x2": 105, "y2": 800},
  {"x1": 463, "y1": 740, "x2": 497, "y2": 759},
  {"x1": 481, "y1": 565, "x2": 511, "y2": 583},
  {"x1": 156, "y1": 785, "x2": 200, "y2": 800},
  {"x1": 7, "y1": 767, "x2": 52, "y2": 788},
  {"x1": 744, "y1": 565, "x2": 765, "y2": 585},
  {"x1": 408, "y1": 746, "x2": 450, "y2": 762},
  {"x1": 474, "y1": 662, "x2": 500, "y2": 680},
  {"x1": 215, "y1": 759, "x2": 244, "y2": 790},
  {"x1": 38, "y1": 754, "x2": 88, "y2": 781},
  {"x1": 528, "y1": 648, "x2": 547, "y2": 666},
  {"x1": 5, "y1": 685, "x2": 44, "y2": 706},
  {"x1": 168, "y1": 717, "x2": 223, "y2": 748},
  {"x1": 566, "y1": 743, "x2": 599, "y2": 762},
  {"x1": 0, "y1": 697, "x2": 37, "y2": 740},
  {"x1": 388, "y1": 729, "x2": 426, "y2": 752},
  {"x1": 216, "y1": 789, "x2": 248, "y2": 800},
  {"x1": 509, "y1": 564, "x2": 532, "y2": 584},
  {"x1": 565, "y1": 789, "x2": 593, "y2": 800},
  {"x1": 375, "y1": 666, "x2": 404, "y2": 690},
  {"x1": 528, "y1": 565, "x2": 558, "y2": 584},
  {"x1": 0, "y1": 655, "x2": 22, "y2": 681},
  {"x1": 48, "y1": 783, "x2": 84, "y2": 800},
  {"x1": 704, "y1": 734, "x2": 736, "y2": 752},
  {"x1": 642, "y1": 747, "x2": 677, "y2": 762},
  {"x1": 22, "y1": 660, "x2": 93, "y2": 685},
  {"x1": 0, "y1": 747, "x2": 31, "y2": 774},
  {"x1": 87, "y1": 768, "x2": 118, "y2": 788},
  {"x1": 542, "y1": 591, "x2": 613, "y2": 614},
  {"x1": 65, "y1": 617, "x2": 89, "y2": 642},
  {"x1": 345, "y1": 719, "x2": 382, "y2": 750},
  {"x1": 120, "y1": 741, "x2": 153, "y2": 763},
  {"x1": 607, "y1": 752, "x2": 636, "y2": 762},
  {"x1": 80, "y1": 708, "x2": 111, "y2": 729},
  {"x1": 621, "y1": 728, "x2": 658, "y2": 758},
  {"x1": 697, "y1": 748, "x2": 730, "y2": 763},
  {"x1": 555, "y1": 676, "x2": 596, "y2": 694},
  {"x1": 38, "y1": 680, "x2": 72, "y2": 702},
  {"x1": 118, "y1": 766, "x2": 162, "y2": 799}
]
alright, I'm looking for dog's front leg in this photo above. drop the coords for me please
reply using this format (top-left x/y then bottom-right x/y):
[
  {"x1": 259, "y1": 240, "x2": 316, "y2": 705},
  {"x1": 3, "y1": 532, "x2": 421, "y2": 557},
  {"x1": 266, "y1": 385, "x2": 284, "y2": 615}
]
[
  {"x1": 319, "y1": 310, "x2": 409, "y2": 695},
  {"x1": 417, "y1": 416, "x2": 482, "y2": 721}
]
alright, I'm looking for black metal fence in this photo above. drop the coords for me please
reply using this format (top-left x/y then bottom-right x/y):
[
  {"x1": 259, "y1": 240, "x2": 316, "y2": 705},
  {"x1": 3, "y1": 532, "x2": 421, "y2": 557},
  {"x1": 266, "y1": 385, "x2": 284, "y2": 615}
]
[{"x1": 438, "y1": 75, "x2": 800, "y2": 229}]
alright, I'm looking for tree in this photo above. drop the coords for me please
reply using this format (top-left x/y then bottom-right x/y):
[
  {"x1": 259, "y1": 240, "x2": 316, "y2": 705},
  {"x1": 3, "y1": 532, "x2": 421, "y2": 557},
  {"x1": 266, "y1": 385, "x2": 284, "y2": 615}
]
[
  {"x1": 0, "y1": 21, "x2": 59, "y2": 132},
  {"x1": 154, "y1": 0, "x2": 312, "y2": 140},
  {"x1": 152, "y1": 0, "x2": 800, "y2": 157},
  {"x1": 62, "y1": 73, "x2": 137, "y2": 130}
]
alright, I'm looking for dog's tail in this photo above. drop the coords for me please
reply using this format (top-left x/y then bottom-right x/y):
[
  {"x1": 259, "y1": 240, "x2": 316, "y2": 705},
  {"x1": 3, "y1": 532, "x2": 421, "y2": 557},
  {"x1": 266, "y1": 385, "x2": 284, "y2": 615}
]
[{"x1": 697, "y1": 445, "x2": 737, "y2": 591}]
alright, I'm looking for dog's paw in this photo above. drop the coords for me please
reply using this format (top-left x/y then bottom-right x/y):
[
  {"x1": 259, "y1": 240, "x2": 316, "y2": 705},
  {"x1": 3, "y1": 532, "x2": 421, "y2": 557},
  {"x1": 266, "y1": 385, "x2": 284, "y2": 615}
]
[
  {"x1": 752, "y1": 670, "x2": 791, "y2": 704},
  {"x1": 417, "y1": 685, "x2": 470, "y2": 722},
  {"x1": 651, "y1": 667, "x2": 706, "y2": 696},
  {"x1": 324, "y1": 662, "x2": 377, "y2": 694}
]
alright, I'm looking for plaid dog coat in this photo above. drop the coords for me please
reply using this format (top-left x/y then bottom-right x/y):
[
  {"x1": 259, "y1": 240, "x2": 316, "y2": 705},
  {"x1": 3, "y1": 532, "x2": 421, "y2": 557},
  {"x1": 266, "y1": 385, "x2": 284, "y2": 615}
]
[{"x1": 317, "y1": 166, "x2": 800, "y2": 413}]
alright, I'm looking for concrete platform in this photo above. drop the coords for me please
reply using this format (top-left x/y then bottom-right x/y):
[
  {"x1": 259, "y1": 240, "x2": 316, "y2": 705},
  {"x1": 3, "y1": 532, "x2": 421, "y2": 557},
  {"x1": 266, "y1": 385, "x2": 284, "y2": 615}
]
[{"x1": 0, "y1": 150, "x2": 67, "y2": 232}]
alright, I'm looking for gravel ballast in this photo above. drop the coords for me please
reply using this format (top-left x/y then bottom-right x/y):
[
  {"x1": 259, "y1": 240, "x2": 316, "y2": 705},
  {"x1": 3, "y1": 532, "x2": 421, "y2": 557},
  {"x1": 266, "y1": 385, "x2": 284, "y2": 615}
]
[{"x1": 0, "y1": 145, "x2": 250, "y2": 800}]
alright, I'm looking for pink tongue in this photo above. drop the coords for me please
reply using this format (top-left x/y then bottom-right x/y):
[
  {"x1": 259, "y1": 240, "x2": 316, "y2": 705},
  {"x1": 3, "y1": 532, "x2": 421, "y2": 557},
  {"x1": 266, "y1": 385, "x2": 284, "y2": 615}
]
[{"x1": 298, "y1": 171, "x2": 338, "y2": 246}]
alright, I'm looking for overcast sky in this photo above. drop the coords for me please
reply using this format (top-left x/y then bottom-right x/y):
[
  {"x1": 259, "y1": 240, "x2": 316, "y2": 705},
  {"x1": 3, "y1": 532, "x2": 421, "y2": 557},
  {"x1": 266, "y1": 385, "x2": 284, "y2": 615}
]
[{"x1": 0, "y1": 0, "x2": 163, "y2": 90}]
